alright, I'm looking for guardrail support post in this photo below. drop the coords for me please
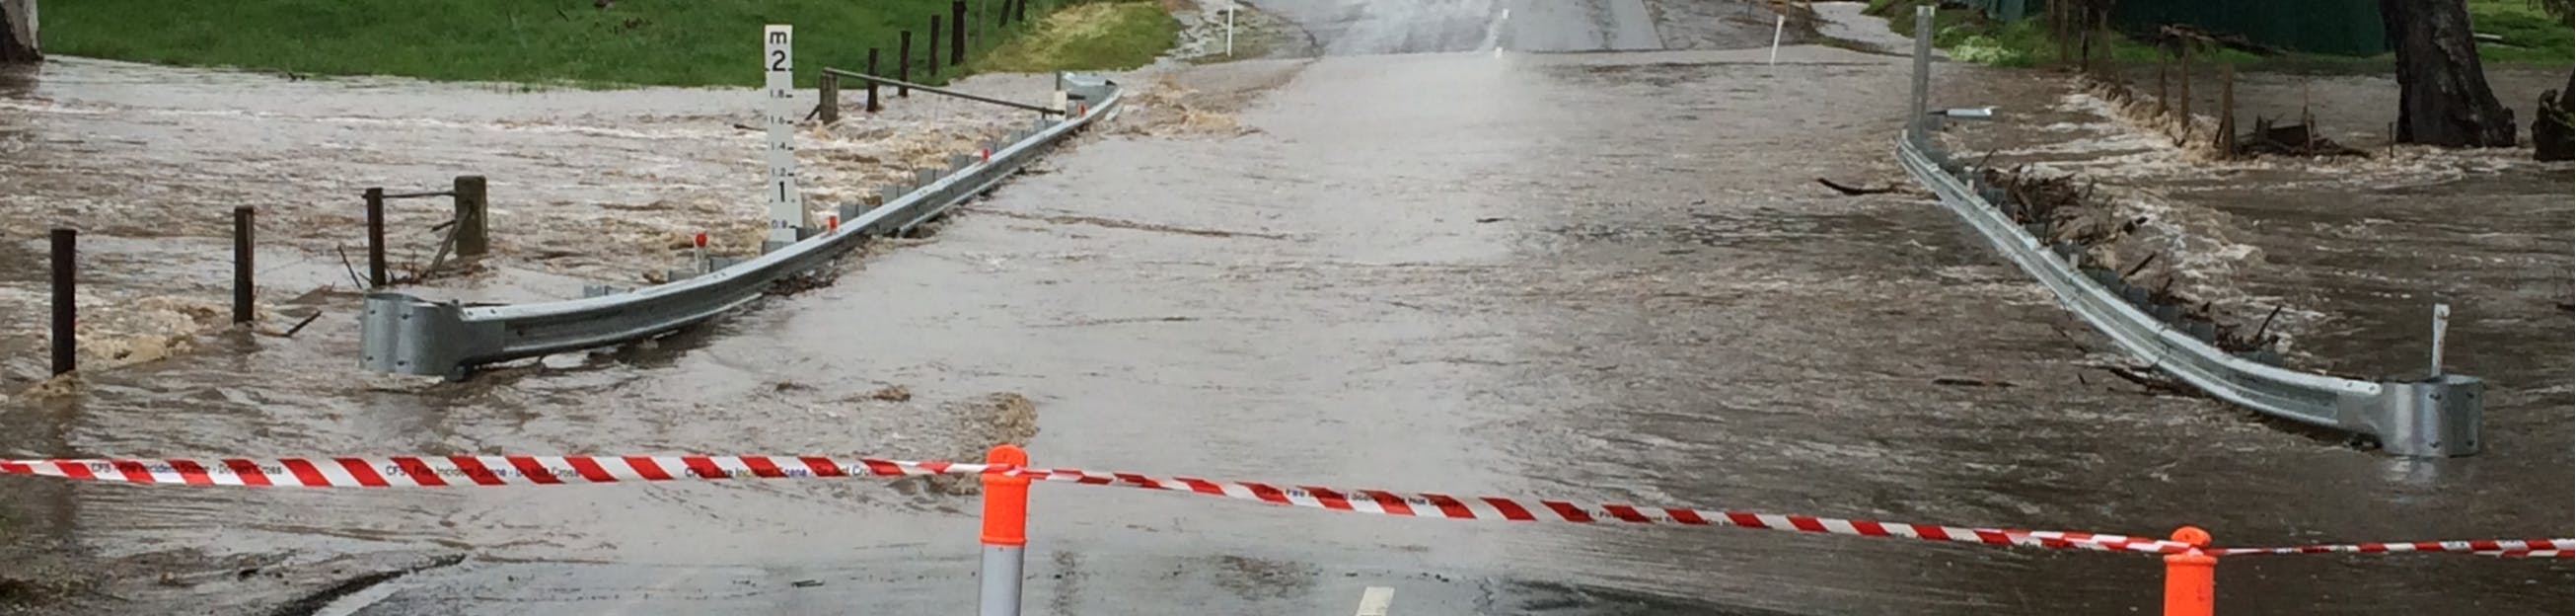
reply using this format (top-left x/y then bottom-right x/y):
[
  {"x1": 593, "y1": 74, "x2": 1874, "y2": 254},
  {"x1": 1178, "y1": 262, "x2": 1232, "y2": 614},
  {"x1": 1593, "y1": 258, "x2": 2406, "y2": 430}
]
[
  {"x1": 2163, "y1": 526, "x2": 2214, "y2": 616},
  {"x1": 979, "y1": 444, "x2": 1030, "y2": 616},
  {"x1": 453, "y1": 175, "x2": 488, "y2": 258},
  {"x1": 820, "y1": 72, "x2": 841, "y2": 123},
  {"x1": 234, "y1": 206, "x2": 255, "y2": 325},
  {"x1": 2428, "y1": 303, "x2": 2450, "y2": 379},
  {"x1": 952, "y1": 1, "x2": 969, "y2": 66},
  {"x1": 867, "y1": 48, "x2": 883, "y2": 113},
  {"x1": 49, "y1": 228, "x2": 74, "y2": 376},
  {"x1": 364, "y1": 188, "x2": 388, "y2": 288},
  {"x1": 929, "y1": 16, "x2": 943, "y2": 78},
  {"x1": 899, "y1": 31, "x2": 913, "y2": 97},
  {"x1": 1909, "y1": 5, "x2": 1933, "y2": 138}
]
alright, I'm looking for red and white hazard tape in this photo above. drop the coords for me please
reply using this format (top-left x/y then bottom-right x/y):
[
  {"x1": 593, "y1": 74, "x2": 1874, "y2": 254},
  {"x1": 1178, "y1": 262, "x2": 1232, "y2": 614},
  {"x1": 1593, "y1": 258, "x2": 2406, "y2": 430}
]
[
  {"x1": 2211, "y1": 540, "x2": 2576, "y2": 557},
  {"x1": 0, "y1": 455, "x2": 976, "y2": 487},
  {"x1": 1010, "y1": 466, "x2": 2576, "y2": 559},
  {"x1": 4, "y1": 455, "x2": 2564, "y2": 559}
]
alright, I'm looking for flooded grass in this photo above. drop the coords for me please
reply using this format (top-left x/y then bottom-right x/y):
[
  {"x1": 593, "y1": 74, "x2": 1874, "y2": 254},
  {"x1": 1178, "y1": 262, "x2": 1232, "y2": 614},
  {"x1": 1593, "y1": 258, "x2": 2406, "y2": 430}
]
[
  {"x1": 970, "y1": 0, "x2": 1181, "y2": 73},
  {"x1": 42, "y1": 0, "x2": 1079, "y2": 87}
]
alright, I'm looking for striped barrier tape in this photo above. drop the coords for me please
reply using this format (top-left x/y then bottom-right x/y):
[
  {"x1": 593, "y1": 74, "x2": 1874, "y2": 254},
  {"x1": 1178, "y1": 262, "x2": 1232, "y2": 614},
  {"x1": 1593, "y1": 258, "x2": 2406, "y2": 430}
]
[
  {"x1": 2, "y1": 455, "x2": 2564, "y2": 559},
  {"x1": 0, "y1": 455, "x2": 969, "y2": 487},
  {"x1": 1006, "y1": 466, "x2": 2576, "y2": 559}
]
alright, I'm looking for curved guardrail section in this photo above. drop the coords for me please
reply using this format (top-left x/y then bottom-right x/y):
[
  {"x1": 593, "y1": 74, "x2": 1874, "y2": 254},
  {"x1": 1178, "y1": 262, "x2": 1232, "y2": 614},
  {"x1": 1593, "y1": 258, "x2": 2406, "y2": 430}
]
[
  {"x1": 1894, "y1": 132, "x2": 2480, "y2": 457},
  {"x1": 362, "y1": 76, "x2": 1123, "y2": 380}
]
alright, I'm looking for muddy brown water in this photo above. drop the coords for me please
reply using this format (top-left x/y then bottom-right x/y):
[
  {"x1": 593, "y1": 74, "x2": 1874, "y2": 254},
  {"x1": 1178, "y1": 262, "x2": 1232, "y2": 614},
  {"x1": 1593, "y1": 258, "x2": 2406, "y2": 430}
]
[{"x1": 2, "y1": 12, "x2": 2571, "y2": 616}]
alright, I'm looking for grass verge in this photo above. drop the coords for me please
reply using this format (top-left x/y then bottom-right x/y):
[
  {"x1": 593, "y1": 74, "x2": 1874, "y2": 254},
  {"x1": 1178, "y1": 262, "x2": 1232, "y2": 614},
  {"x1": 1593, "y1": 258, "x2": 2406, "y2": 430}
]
[
  {"x1": 1867, "y1": 0, "x2": 2570, "y2": 68},
  {"x1": 40, "y1": 0, "x2": 1162, "y2": 87},
  {"x1": 2467, "y1": 0, "x2": 2576, "y2": 64},
  {"x1": 970, "y1": 0, "x2": 1178, "y2": 73}
]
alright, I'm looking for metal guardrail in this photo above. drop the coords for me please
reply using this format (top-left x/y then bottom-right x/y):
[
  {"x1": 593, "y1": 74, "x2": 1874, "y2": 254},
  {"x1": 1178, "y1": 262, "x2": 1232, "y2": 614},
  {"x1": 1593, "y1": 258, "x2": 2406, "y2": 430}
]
[
  {"x1": 1894, "y1": 132, "x2": 2480, "y2": 457},
  {"x1": 361, "y1": 75, "x2": 1123, "y2": 380}
]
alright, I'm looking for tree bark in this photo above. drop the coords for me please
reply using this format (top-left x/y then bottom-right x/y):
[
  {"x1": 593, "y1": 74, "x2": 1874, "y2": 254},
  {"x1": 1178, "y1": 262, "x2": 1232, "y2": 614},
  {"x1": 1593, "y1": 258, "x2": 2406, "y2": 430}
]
[
  {"x1": 2536, "y1": 76, "x2": 2573, "y2": 161},
  {"x1": 0, "y1": 0, "x2": 37, "y2": 63},
  {"x1": 2381, "y1": 0, "x2": 2515, "y2": 147}
]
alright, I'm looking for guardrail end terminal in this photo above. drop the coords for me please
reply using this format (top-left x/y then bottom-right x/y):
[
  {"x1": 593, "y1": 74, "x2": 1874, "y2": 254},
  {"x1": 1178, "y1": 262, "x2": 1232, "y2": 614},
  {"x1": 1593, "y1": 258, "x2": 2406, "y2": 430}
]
[
  {"x1": 2370, "y1": 374, "x2": 2482, "y2": 457},
  {"x1": 361, "y1": 292, "x2": 483, "y2": 377}
]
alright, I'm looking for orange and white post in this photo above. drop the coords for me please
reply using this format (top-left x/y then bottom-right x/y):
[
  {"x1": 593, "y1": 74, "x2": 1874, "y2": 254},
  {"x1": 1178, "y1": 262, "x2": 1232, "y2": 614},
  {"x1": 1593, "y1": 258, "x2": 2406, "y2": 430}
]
[
  {"x1": 2164, "y1": 526, "x2": 2215, "y2": 616},
  {"x1": 980, "y1": 445, "x2": 1031, "y2": 616}
]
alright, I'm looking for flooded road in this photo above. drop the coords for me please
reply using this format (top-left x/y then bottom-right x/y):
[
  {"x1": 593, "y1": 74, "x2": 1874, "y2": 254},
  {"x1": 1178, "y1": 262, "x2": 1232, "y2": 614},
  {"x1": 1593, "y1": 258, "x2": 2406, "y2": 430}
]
[{"x1": 4, "y1": 4, "x2": 2572, "y2": 616}]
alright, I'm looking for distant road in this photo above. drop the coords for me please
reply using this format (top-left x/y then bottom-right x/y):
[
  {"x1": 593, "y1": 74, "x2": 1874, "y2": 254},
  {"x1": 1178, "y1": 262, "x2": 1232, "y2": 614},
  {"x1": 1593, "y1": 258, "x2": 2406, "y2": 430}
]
[{"x1": 1255, "y1": 0, "x2": 1663, "y2": 55}]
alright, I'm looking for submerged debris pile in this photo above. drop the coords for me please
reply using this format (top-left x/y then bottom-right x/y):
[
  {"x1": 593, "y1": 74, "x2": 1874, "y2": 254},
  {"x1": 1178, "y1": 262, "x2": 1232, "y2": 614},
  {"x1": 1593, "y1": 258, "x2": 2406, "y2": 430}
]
[{"x1": 1972, "y1": 166, "x2": 2284, "y2": 360}]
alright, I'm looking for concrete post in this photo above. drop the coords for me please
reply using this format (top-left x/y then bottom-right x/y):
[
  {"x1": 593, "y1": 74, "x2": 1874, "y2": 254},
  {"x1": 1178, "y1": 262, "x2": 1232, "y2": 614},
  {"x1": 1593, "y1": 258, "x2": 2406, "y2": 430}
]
[{"x1": 452, "y1": 175, "x2": 487, "y2": 258}]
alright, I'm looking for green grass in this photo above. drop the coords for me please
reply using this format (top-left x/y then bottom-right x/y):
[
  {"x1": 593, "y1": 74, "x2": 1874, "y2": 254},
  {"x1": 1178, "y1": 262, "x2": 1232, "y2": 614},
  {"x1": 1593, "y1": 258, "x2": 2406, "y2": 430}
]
[
  {"x1": 2467, "y1": 0, "x2": 2576, "y2": 64},
  {"x1": 40, "y1": 0, "x2": 1148, "y2": 87},
  {"x1": 1866, "y1": 0, "x2": 2567, "y2": 68},
  {"x1": 1866, "y1": 1, "x2": 2248, "y2": 68},
  {"x1": 971, "y1": 0, "x2": 1178, "y2": 73}
]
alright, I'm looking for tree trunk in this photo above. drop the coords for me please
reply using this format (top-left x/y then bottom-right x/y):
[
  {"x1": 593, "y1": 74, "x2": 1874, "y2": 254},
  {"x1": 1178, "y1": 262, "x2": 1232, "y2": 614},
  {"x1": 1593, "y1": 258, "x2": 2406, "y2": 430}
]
[
  {"x1": 2537, "y1": 76, "x2": 2573, "y2": 161},
  {"x1": 0, "y1": 0, "x2": 37, "y2": 63},
  {"x1": 2381, "y1": 0, "x2": 2515, "y2": 147}
]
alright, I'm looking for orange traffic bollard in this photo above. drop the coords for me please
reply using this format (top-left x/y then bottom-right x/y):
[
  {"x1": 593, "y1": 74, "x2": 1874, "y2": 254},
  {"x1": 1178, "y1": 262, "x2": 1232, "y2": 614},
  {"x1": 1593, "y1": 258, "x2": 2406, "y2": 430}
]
[
  {"x1": 979, "y1": 444, "x2": 1030, "y2": 616},
  {"x1": 2164, "y1": 526, "x2": 2215, "y2": 616}
]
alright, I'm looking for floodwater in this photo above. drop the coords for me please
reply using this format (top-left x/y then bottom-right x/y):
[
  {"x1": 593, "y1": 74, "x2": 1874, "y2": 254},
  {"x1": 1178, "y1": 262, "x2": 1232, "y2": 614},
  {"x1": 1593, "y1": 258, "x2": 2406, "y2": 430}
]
[
  {"x1": 2, "y1": 2, "x2": 2571, "y2": 615},
  {"x1": 0, "y1": 58, "x2": 1044, "y2": 396}
]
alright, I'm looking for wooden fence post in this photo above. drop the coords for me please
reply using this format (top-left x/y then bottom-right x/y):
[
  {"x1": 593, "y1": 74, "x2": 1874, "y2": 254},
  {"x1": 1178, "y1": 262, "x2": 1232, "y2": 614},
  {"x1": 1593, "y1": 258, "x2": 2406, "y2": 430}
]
[
  {"x1": 867, "y1": 48, "x2": 883, "y2": 113},
  {"x1": 452, "y1": 175, "x2": 487, "y2": 258},
  {"x1": 953, "y1": 1, "x2": 970, "y2": 65},
  {"x1": 820, "y1": 72, "x2": 841, "y2": 123},
  {"x1": 2218, "y1": 63, "x2": 2237, "y2": 157},
  {"x1": 234, "y1": 207, "x2": 255, "y2": 325}
]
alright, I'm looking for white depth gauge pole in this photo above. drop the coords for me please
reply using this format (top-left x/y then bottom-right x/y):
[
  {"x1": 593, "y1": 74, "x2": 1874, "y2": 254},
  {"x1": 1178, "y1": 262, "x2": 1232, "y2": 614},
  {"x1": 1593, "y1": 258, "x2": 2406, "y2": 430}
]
[{"x1": 763, "y1": 25, "x2": 801, "y2": 252}]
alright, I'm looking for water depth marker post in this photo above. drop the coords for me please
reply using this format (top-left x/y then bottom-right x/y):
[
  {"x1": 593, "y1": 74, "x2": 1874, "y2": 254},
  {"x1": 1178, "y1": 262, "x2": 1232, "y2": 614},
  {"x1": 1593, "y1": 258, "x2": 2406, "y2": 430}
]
[{"x1": 764, "y1": 25, "x2": 802, "y2": 252}]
